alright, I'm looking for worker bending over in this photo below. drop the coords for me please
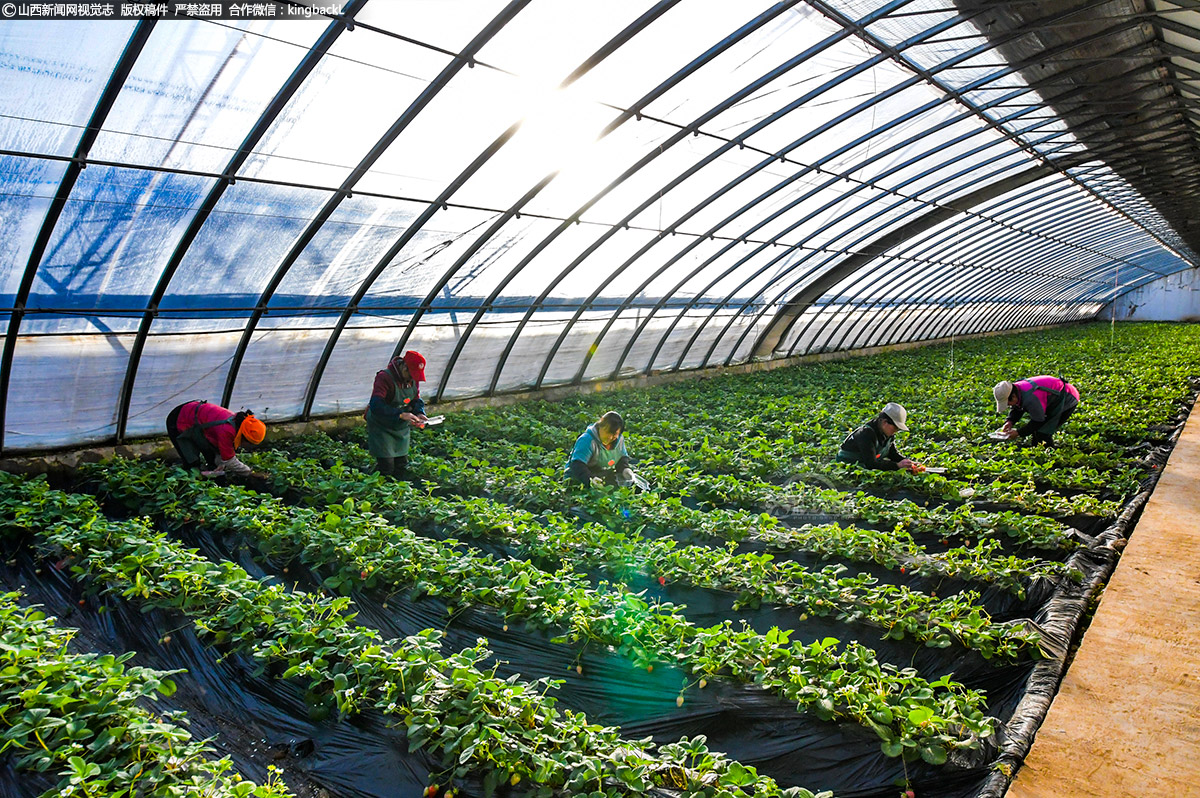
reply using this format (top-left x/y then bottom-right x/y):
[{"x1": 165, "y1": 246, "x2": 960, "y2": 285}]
[
  {"x1": 166, "y1": 401, "x2": 266, "y2": 477},
  {"x1": 836, "y1": 402, "x2": 923, "y2": 472},
  {"x1": 366, "y1": 350, "x2": 430, "y2": 479},
  {"x1": 993, "y1": 376, "x2": 1080, "y2": 445},
  {"x1": 565, "y1": 411, "x2": 640, "y2": 487}
]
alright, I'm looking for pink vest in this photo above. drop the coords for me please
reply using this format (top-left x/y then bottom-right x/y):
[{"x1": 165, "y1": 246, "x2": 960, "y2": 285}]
[{"x1": 1014, "y1": 376, "x2": 1079, "y2": 414}]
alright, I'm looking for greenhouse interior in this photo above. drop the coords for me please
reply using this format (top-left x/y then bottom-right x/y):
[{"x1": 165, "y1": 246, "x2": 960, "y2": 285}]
[{"x1": 2, "y1": 1, "x2": 1199, "y2": 797}]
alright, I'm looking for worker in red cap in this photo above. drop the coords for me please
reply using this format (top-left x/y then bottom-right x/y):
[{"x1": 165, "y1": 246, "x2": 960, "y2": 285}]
[
  {"x1": 166, "y1": 401, "x2": 266, "y2": 477},
  {"x1": 365, "y1": 350, "x2": 430, "y2": 478}
]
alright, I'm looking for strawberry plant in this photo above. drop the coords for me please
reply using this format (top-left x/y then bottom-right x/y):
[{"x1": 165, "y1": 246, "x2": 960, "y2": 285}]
[
  {"x1": 0, "y1": 472, "x2": 831, "y2": 798},
  {"x1": 0, "y1": 591, "x2": 294, "y2": 798}
]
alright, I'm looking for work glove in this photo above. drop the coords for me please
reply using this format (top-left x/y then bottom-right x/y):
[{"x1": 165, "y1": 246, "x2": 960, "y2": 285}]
[{"x1": 617, "y1": 468, "x2": 636, "y2": 487}]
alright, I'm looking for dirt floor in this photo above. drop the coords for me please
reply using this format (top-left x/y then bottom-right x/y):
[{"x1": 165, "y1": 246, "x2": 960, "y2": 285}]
[{"x1": 1008, "y1": 411, "x2": 1200, "y2": 797}]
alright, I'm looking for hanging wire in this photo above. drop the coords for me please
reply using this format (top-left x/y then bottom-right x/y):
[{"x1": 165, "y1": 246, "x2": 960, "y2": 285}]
[
  {"x1": 949, "y1": 226, "x2": 962, "y2": 376},
  {"x1": 1110, "y1": 263, "x2": 1119, "y2": 348}
]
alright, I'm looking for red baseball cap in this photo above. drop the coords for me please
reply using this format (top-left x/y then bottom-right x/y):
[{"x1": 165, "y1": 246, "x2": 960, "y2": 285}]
[{"x1": 402, "y1": 350, "x2": 426, "y2": 382}]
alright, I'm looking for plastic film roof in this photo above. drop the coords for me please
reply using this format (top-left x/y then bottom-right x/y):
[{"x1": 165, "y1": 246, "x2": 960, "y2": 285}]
[{"x1": 2, "y1": 0, "x2": 1199, "y2": 451}]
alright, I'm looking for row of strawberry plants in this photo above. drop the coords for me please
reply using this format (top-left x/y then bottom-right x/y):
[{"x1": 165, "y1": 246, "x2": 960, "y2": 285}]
[
  {"x1": 244, "y1": 448, "x2": 1047, "y2": 656},
  {"x1": 385, "y1": 409, "x2": 1118, "y2": 519},
  {"x1": 369, "y1": 422, "x2": 1078, "y2": 551},
  {"x1": 817, "y1": 463, "x2": 1121, "y2": 518},
  {"x1": 82, "y1": 457, "x2": 996, "y2": 762},
  {"x1": 317, "y1": 426, "x2": 1074, "y2": 554},
  {"x1": 284, "y1": 432, "x2": 1074, "y2": 595},
  {"x1": 0, "y1": 591, "x2": 293, "y2": 798},
  {"x1": 528, "y1": 325, "x2": 1200, "y2": 445},
  {"x1": 425, "y1": 324, "x2": 1200, "y2": 498},
  {"x1": 407, "y1": 379, "x2": 1133, "y2": 497},
  {"x1": 0, "y1": 472, "x2": 827, "y2": 798}
]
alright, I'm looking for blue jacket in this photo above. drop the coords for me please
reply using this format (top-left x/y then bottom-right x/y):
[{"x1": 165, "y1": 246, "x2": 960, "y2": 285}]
[{"x1": 565, "y1": 423, "x2": 630, "y2": 480}]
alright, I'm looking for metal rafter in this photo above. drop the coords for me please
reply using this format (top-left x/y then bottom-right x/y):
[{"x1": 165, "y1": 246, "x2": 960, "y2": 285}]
[
  {"x1": 563, "y1": 1, "x2": 1161, "y2": 387},
  {"x1": 300, "y1": 0, "x2": 689, "y2": 415},
  {"x1": 461, "y1": 4, "x2": 874, "y2": 398},
  {"x1": 744, "y1": 0, "x2": 1195, "y2": 368},
  {"x1": 380, "y1": 0, "x2": 712, "y2": 404},
  {"x1": 872, "y1": 200, "x2": 1161, "y2": 349},
  {"x1": 113, "y1": 2, "x2": 367, "y2": 442},
  {"x1": 812, "y1": 186, "x2": 1134, "y2": 352},
  {"x1": 694, "y1": 5, "x2": 1191, "y2": 370},
  {"x1": 778, "y1": 165, "x2": 1155, "y2": 357},
  {"x1": 758, "y1": 169, "x2": 1084, "y2": 360},
  {"x1": 0, "y1": 21, "x2": 156, "y2": 455},
  {"x1": 223, "y1": 0, "x2": 531, "y2": 411},
  {"x1": 523, "y1": 2, "x2": 961, "y2": 391},
  {"x1": 427, "y1": 1, "x2": 809, "y2": 402},
  {"x1": 610, "y1": 84, "x2": 1087, "y2": 378}
]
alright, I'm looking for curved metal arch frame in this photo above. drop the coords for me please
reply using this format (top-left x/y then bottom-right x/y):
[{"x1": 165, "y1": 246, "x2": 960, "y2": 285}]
[
  {"x1": 870, "y1": 244, "x2": 1101, "y2": 353},
  {"x1": 694, "y1": 150, "x2": 1079, "y2": 371},
  {"x1": 0, "y1": 21, "x2": 156, "y2": 455},
  {"x1": 466, "y1": 0, "x2": 1143, "y2": 398},
  {"x1": 781, "y1": 172, "x2": 1144, "y2": 357},
  {"x1": 967, "y1": 265, "x2": 1134, "y2": 341},
  {"x1": 605, "y1": 7, "x2": 1157, "y2": 381},
  {"x1": 703, "y1": 16, "x2": 1176, "y2": 370},
  {"x1": 421, "y1": 0, "x2": 799, "y2": 403},
  {"x1": 986, "y1": 245, "x2": 1165, "y2": 334},
  {"x1": 113, "y1": 3, "x2": 367, "y2": 442},
  {"x1": 876, "y1": 244, "x2": 1127, "y2": 350},
  {"x1": 456, "y1": 12, "x2": 834, "y2": 397},
  {"x1": 873, "y1": 206, "x2": 1142, "y2": 350},
  {"x1": 708, "y1": 122, "x2": 1182, "y2": 369},
  {"x1": 304, "y1": 0, "x2": 687, "y2": 414},
  {"x1": 728, "y1": 158, "x2": 1131, "y2": 365},
  {"x1": 512, "y1": 42, "x2": 904, "y2": 390},
  {"x1": 812, "y1": 221, "x2": 1087, "y2": 356},
  {"x1": 562, "y1": 71, "x2": 947, "y2": 384},
  {"x1": 475, "y1": 4, "x2": 935, "y2": 397},
  {"x1": 222, "y1": 0, "x2": 532, "y2": 411},
  {"x1": 475, "y1": 36, "x2": 876, "y2": 394},
  {"x1": 564, "y1": 0, "x2": 1123, "y2": 384},
  {"x1": 979, "y1": 263, "x2": 1149, "y2": 338},
  {"x1": 887, "y1": 219, "x2": 1164, "y2": 350},
  {"x1": 527, "y1": 9, "x2": 988, "y2": 391},
  {"x1": 813, "y1": 188, "x2": 1134, "y2": 355},
  {"x1": 859, "y1": 272, "x2": 1063, "y2": 358},
  {"x1": 634, "y1": 116, "x2": 1069, "y2": 375},
  {"x1": 584, "y1": 81, "x2": 985, "y2": 383},
  {"x1": 851, "y1": 264, "x2": 1025, "y2": 353},
  {"x1": 609, "y1": 95, "x2": 1074, "y2": 379},
  {"x1": 787, "y1": 214, "x2": 1084, "y2": 357},
  {"x1": 537, "y1": 55, "x2": 918, "y2": 387}
]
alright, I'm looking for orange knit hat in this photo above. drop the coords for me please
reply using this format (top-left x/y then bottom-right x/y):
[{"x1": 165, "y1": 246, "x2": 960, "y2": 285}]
[{"x1": 234, "y1": 414, "x2": 266, "y2": 448}]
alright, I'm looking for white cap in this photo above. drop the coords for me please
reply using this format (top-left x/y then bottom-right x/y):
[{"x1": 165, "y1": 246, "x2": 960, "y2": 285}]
[
  {"x1": 993, "y1": 380, "x2": 1014, "y2": 413},
  {"x1": 881, "y1": 402, "x2": 908, "y2": 431}
]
